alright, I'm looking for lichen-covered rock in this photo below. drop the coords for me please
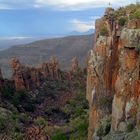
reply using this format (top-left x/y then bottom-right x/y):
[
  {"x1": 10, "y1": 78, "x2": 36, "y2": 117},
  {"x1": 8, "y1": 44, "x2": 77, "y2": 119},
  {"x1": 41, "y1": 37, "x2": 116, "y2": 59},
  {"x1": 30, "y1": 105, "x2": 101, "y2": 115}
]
[
  {"x1": 86, "y1": 7, "x2": 120, "y2": 140},
  {"x1": 120, "y1": 28, "x2": 140, "y2": 48},
  {"x1": 87, "y1": 5, "x2": 140, "y2": 140},
  {"x1": 127, "y1": 19, "x2": 140, "y2": 29}
]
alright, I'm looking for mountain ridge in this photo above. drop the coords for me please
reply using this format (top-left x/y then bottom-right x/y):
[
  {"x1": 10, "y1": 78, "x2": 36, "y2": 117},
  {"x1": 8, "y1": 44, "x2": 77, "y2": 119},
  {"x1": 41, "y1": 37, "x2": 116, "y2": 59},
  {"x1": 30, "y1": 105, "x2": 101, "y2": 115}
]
[{"x1": 0, "y1": 34, "x2": 94, "y2": 78}]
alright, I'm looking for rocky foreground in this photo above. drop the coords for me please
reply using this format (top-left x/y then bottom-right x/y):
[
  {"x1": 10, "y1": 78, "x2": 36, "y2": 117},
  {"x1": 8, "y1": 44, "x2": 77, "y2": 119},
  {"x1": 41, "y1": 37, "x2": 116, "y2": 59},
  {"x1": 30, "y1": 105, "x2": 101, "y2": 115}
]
[{"x1": 86, "y1": 4, "x2": 140, "y2": 140}]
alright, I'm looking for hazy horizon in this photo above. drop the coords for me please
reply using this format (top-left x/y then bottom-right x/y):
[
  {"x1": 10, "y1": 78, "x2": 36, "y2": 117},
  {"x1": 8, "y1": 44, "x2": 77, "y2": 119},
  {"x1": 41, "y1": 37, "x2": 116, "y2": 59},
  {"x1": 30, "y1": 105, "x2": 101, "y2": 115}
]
[{"x1": 0, "y1": 0, "x2": 135, "y2": 49}]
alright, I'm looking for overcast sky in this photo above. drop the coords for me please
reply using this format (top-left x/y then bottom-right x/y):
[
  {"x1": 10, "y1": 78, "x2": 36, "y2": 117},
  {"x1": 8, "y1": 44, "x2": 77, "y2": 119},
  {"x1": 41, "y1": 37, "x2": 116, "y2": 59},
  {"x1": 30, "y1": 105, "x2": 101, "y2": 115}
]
[{"x1": 0, "y1": 0, "x2": 135, "y2": 39}]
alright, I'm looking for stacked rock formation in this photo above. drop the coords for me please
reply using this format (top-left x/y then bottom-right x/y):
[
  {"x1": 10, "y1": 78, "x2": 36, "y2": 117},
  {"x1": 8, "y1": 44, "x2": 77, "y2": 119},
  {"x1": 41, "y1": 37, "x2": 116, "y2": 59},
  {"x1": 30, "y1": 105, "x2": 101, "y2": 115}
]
[
  {"x1": 86, "y1": 6, "x2": 140, "y2": 140},
  {"x1": 38, "y1": 56, "x2": 62, "y2": 80},
  {"x1": 71, "y1": 56, "x2": 79, "y2": 72},
  {"x1": 10, "y1": 57, "x2": 62, "y2": 91},
  {"x1": 10, "y1": 58, "x2": 41, "y2": 91}
]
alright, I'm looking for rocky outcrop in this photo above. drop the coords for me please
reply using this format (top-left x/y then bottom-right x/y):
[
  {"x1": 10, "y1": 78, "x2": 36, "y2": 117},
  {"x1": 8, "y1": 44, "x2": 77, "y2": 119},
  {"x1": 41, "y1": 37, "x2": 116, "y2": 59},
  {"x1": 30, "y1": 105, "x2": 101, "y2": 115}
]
[
  {"x1": 38, "y1": 56, "x2": 62, "y2": 80},
  {"x1": 71, "y1": 57, "x2": 79, "y2": 72},
  {"x1": 87, "y1": 5, "x2": 140, "y2": 140},
  {"x1": 127, "y1": 19, "x2": 140, "y2": 29},
  {"x1": 10, "y1": 57, "x2": 62, "y2": 91},
  {"x1": 10, "y1": 58, "x2": 41, "y2": 91},
  {"x1": 87, "y1": 7, "x2": 119, "y2": 140},
  {"x1": 10, "y1": 57, "x2": 79, "y2": 91}
]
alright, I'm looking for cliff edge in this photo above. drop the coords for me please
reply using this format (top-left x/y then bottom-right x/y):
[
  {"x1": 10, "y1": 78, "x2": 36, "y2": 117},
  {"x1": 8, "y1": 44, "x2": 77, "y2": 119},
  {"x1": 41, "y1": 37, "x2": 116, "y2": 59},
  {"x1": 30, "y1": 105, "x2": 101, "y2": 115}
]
[{"x1": 86, "y1": 4, "x2": 140, "y2": 140}]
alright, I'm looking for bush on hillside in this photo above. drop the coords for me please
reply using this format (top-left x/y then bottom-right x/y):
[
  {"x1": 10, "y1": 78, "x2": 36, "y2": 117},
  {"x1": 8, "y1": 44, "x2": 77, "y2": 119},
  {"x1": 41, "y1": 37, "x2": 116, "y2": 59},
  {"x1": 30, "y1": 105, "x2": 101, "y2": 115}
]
[
  {"x1": 1, "y1": 84, "x2": 14, "y2": 99},
  {"x1": 51, "y1": 132, "x2": 67, "y2": 140},
  {"x1": 100, "y1": 27, "x2": 108, "y2": 36},
  {"x1": 130, "y1": 11, "x2": 140, "y2": 19},
  {"x1": 118, "y1": 17, "x2": 127, "y2": 26},
  {"x1": 34, "y1": 117, "x2": 47, "y2": 127}
]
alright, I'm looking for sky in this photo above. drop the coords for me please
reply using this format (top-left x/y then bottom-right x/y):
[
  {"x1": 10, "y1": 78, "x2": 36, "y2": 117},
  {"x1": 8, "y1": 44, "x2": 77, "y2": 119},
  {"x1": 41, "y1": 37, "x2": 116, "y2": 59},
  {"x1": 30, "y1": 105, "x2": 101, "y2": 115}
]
[{"x1": 0, "y1": 0, "x2": 135, "y2": 40}]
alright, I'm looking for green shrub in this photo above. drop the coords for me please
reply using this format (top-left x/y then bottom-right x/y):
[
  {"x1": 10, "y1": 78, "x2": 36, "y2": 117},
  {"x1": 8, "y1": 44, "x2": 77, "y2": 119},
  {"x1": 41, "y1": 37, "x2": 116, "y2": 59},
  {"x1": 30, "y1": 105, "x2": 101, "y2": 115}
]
[
  {"x1": 1, "y1": 84, "x2": 14, "y2": 99},
  {"x1": 12, "y1": 90, "x2": 35, "y2": 112},
  {"x1": 118, "y1": 17, "x2": 127, "y2": 26},
  {"x1": 34, "y1": 117, "x2": 47, "y2": 127},
  {"x1": 0, "y1": 116, "x2": 7, "y2": 131},
  {"x1": 127, "y1": 123, "x2": 134, "y2": 132},
  {"x1": 12, "y1": 90, "x2": 26, "y2": 106},
  {"x1": 75, "y1": 107, "x2": 84, "y2": 116},
  {"x1": 77, "y1": 121, "x2": 88, "y2": 135},
  {"x1": 0, "y1": 107, "x2": 23, "y2": 139},
  {"x1": 136, "y1": 44, "x2": 140, "y2": 51},
  {"x1": 51, "y1": 132, "x2": 67, "y2": 140},
  {"x1": 19, "y1": 113, "x2": 30, "y2": 124},
  {"x1": 11, "y1": 132, "x2": 24, "y2": 140},
  {"x1": 100, "y1": 27, "x2": 108, "y2": 36},
  {"x1": 130, "y1": 11, "x2": 140, "y2": 19},
  {"x1": 68, "y1": 100, "x2": 76, "y2": 107}
]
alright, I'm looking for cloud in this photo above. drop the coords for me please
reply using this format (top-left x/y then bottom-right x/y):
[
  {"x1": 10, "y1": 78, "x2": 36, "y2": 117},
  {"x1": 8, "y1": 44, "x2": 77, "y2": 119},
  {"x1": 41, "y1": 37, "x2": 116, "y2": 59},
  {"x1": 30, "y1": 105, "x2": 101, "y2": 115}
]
[
  {"x1": 89, "y1": 16, "x2": 101, "y2": 20},
  {"x1": 0, "y1": 0, "x2": 135, "y2": 10},
  {"x1": 0, "y1": 0, "x2": 33, "y2": 9},
  {"x1": 0, "y1": 36, "x2": 32, "y2": 40},
  {"x1": 0, "y1": 3, "x2": 13, "y2": 9},
  {"x1": 70, "y1": 19, "x2": 95, "y2": 33},
  {"x1": 35, "y1": 0, "x2": 135, "y2": 10}
]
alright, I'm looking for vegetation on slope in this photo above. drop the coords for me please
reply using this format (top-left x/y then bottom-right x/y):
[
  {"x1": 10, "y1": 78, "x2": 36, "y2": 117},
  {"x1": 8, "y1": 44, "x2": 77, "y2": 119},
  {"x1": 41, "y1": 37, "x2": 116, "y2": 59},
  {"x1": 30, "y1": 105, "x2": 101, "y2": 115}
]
[{"x1": 0, "y1": 68, "x2": 88, "y2": 140}]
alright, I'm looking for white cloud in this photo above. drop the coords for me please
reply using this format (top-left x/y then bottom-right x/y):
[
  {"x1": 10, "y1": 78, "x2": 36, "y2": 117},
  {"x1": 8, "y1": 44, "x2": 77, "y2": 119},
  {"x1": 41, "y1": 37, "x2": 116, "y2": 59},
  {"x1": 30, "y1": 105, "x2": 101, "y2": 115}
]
[
  {"x1": 0, "y1": 36, "x2": 32, "y2": 40},
  {"x1": 89, "y1": 16, "x2": 101, "y2": 20},
  {"x1": 35, "y1": 0, "x2": 135, "y2": 10},
  {"x1": 0, "y1": 0, "x2": 135, "y2": 10},
  {"x1": 70, "y1": 19, "x2": 95, "y2": 33}
]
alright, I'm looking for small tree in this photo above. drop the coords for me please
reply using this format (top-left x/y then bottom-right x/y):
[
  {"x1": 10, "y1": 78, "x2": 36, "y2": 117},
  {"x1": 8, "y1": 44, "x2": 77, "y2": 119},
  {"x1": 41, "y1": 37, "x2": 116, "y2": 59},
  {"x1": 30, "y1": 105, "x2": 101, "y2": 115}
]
[
  {"x1": 118, "y1": 17, "x2": 127, "y2": 26},
  {"x1": 34, "y1": 117, "x2": 47, "y2": 127},
  {"x1": 100, "y1": 27, "x2": 108, "y2": 36}
]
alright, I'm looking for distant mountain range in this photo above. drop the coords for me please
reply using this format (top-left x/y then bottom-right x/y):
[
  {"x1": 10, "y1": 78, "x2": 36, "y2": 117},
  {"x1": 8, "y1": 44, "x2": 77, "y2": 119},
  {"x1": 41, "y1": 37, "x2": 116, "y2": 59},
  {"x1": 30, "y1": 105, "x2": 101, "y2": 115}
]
[
  {"x1": 0, "y1": 34, "x2": 94, "y2": 78},
  {"x1": 69, "y1": 29, "x2": 94, "y2": 36},
  {"x1": 0, "y1": 30, "x2": 94, "y2": 51}
]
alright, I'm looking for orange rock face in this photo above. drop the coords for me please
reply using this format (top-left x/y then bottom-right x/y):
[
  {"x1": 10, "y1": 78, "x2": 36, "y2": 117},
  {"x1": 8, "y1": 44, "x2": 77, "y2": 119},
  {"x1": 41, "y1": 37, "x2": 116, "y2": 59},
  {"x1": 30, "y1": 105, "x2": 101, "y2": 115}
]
[
  {"x1": 71, "y1": 57, "x2": 78, "y2": 72},
  {"x1": 10, "y1": 57, "x2": 22, "y2": 70},
  {"x1": 10, "y1": 57, "x2": 62, "y2": 91},
  {"x1": 86, "y1": 7, "x2": 140, "y2": 140},
  {"x1": 112, "y1": 48, "x2": 139, "y2": 132},
  {"x1": 104, "y1": 7, "x2": 114, "y2": 15},
  {"x1": 10, "y1": 56, "x2": 77, "y2": 91},
  {"x1": 38, "y1": 56, "x2": 62, "y2": 80},
  {"x1": 127, "y1": 19, "x2": 140, "y2": 29},
  {"x1": 122, "y1": 48, "x2": 139, "y2": 71},
  {"x1": 86, "y1": 7, "x2": 121, "y2": 139}
]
